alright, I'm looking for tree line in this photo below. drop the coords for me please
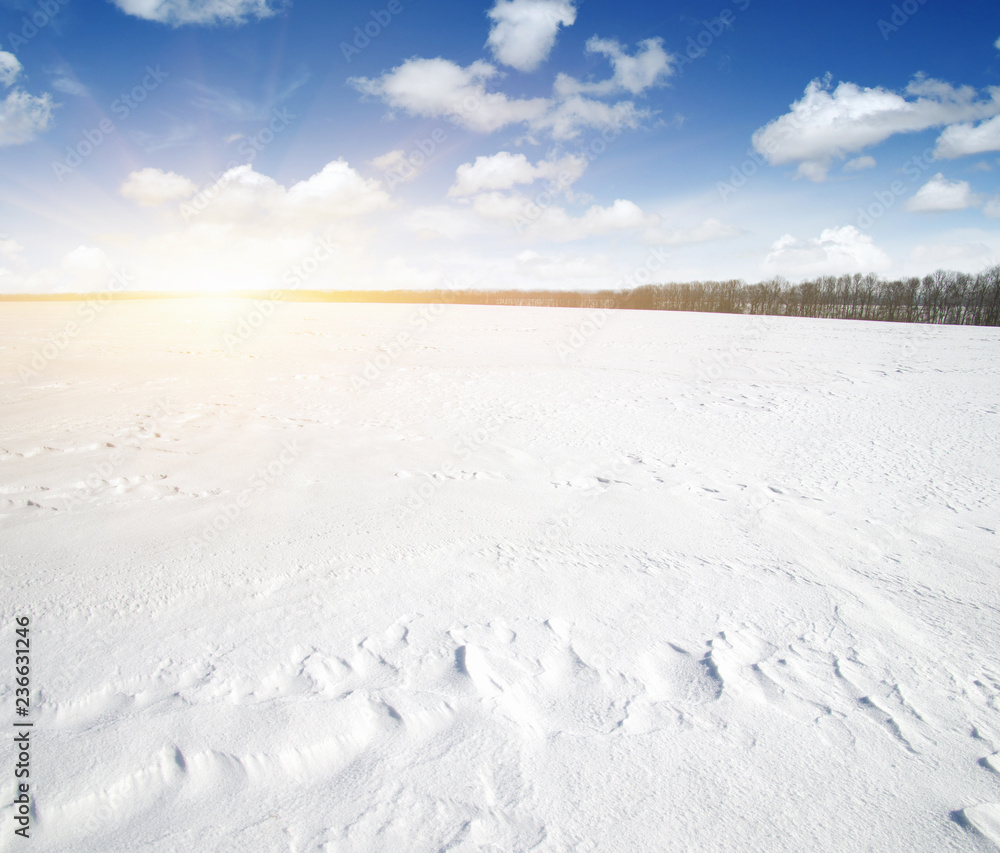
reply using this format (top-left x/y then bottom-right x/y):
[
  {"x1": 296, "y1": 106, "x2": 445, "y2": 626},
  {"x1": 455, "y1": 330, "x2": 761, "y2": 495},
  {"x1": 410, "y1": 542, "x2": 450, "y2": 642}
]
[
  {"x1": 289, "y1": 265, "x2": 1000, "y2": 326},
  {"x1": 3, "y1": 265, "x2": 999, "y2": 326},
  {"x1": 617, "y1": 266, "x2": 1000, "y2": 325}
]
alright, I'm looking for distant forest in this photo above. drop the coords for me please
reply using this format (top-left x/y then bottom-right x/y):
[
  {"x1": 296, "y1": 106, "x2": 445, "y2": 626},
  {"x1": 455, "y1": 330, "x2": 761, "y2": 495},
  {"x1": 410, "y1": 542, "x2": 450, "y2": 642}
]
[
  {"x1": 305, "y1": 265, "x2": 1000, "y2": 326},
  {"x1": 3, "y1": 265, "x2": 1000, "y2": 326}
]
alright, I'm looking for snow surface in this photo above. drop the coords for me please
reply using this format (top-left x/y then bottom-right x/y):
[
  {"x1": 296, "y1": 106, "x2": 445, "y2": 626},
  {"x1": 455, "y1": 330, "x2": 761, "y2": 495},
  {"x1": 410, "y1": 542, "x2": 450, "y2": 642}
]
[{"x1": 1, "y1": 299, "x2": 1000, "y2": 852}]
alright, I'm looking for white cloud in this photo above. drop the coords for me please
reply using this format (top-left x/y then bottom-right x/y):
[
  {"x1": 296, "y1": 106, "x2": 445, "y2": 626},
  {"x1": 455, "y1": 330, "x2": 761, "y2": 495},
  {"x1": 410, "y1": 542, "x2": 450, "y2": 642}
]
[
  {"x1": 0, "y1": 53, "x2": 56, "y2": 146},
  {"x1": 0, "y1": 237, "x2": 23, "y2": 261},
  {"x1": 485, "y1": 0, "x2": 576, "y2": 72},
  {"x1": 51, "y1": 77, "x2": 88, "y2": 97},
  {"x1": 61, "y1": 245, "x2": 111, "y2": 276},
  {"x1": 4, "y1": 160, "x2": 397, "y2": 293},
  {"x1": 905, "y1": 173, "x2": 979, "y2": 212},
  {"x1": 560, "y1": 199, "x2": 648, "y2": 235},
  {"x1": 45, "y1": 62, "x2": 89, "y2": 97},
  {"x1": 844, "y1": 155, "x2": 876, "y2": 172},
  {"x1": 283, "y1": 160, "x2": 392, "y2": 222},
  {"x1": 0, "y1": 89, "x2": 55, "y2": 146},
  {"x1": 369, "y1": 149, "x2": 426, "y2": 184},
  {"x1": 351, "y1": 58, "x2": 550, "y2": 134},
  {"x1": 128, "y1": 161, "x2": 372, "y2": 226},
  {"x1": 110, "y1": 0, "x2": 284, "y2": 26},
  {"x1": 169, "y1": 160, "x2": 392, "y2": 229},
  {"x1": 995, "y1": 36, "x2": 1000, "y2": 50},
  {"x1": 6, "y1": 245, "x2": 114, "y2": 294},
  {"x1": 0, "y1": 51, "x2": 21, "y2": 88},
  {"x1": 934, "y1": 114, "x2": 1000, "y2": 159},
  {"x1": 370, "y1": 150, "x2": 409, "y2": 172},
  {"x1": 448, "y1": 151, "x2": 587, "y2": 196},
  {"x1": 451, "y1": 152, "x2": 539, "y2": 195},
  {"x1": 762, "y1": 226, "x2": 891, "y2": 276},
  {"x1": 121, "y1": 168, "x2": 198, "y2": 206},
  {"x1": 351, "y1": 36, "x2": 667, "y2": 141},
  {"x1": 440, "y1": 178, "x2": 741, "y2": 247},
  {"x1": 470, "y1": 191, "x2": 657, "y2": 242},
  {"x1": 190, "y1": 164, "x2": 284, "y2": 222},
  {"x1": 555, "y1": 37, "x2": 674, "y2": 97},
  {"x1": 985, "y1": 197, "x2": 1000, "y2": 218},
  {"x1": 99, "y1": 160, "x2": 394, "y2": 292},
  {"x1": 537, "y1": 94, "x2": 647, "y2": 140},
  {"x1": 753, "y1": 76, "x2": 1000, "y2": 181}
]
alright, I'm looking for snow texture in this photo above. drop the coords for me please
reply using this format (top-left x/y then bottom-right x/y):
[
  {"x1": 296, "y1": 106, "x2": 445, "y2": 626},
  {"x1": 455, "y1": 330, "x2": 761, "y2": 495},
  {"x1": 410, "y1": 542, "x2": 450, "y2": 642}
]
[{"x1": 1, "y1": 299, "x2": 999, "y2": 852}]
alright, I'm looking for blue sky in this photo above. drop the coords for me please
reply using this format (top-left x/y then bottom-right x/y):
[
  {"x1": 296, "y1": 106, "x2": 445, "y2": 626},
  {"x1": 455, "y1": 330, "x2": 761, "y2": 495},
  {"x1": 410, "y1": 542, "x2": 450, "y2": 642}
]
[{"x1": 1, "y1": 0, "x2": 1000, "y2": 293}]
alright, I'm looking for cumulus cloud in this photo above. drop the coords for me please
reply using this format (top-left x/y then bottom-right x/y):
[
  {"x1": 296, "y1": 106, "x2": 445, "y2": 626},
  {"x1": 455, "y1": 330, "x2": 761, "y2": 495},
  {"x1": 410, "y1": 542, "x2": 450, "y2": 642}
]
[
  {"x1": 752, "y1": 76, "x2": 1000, "y2": 181},
  {"x1": 0, "y1": 51, "x2": 21, "y2": 88},
  {"x1": 555, "y1": 37, "x2": 674, "y2": 97},
  {"x1": 468, "y1": 190, "x2": 700, "y2": 244},
  {"x1": 121, "y1": 168, "x2": 198, "y2": 206},
  {"x1": 61, "y1": 245, "x2": 112, "y2": 276},
  {"x1": 934, "y1": 115, "x2": 1000, "y2": 159},
  {"x1": 762, "y1": 226, "x2": 891, "y2": 276},
  {"x1": 539, "y1": 96, "x2": 648, "y2": 140},
  {"x1": 188, "y1": 165, "x2": 283, "y2": 222},
  {"x1": 110, "y1": 0, "x2": 284, "y2": 26},
  {"x1": 351, "y1": 58, "x2": 550, "y2": 134},
  {"x1": 177, "y1": 160, "x2": 391, "y2": 226},
  {"x1": 0, "y1": 89, "x2": 55, "y2": 146},
  {"x1": 101, "y1": 160, "x2": 394, "y2": 292},
  {"x1": 468, "y1": 191, "x2": 653, "y2": 241},
  {"x1": 0, "y1": 237, "x2": 23, "y2": 259},
  {"x1": 451, "y1": 152, "x2": 543, "y2": 195},
  {"x1": 905, "y1": 173, "x2": 979, "y2": 212},
  {"x1": 283, "y1": 160, "x2": 392, "y2": 222},
  {"x1": 437, "y1": 173, "x2": 742, "y2": 247},
  {"x1": 351, "y1": 35, "x2": 667, "y2": 140},
  {"x1": 4, "y1": 245, "x2": 120, "y2": 294},
  {"x1": 983, "y1": 197, "x2": 1000, "y2": 217},
  {"x1": 485, "y1": 0, "x2": 577, "y2": 72},
  {"x1": 448, "y1": 151, "x2": 587, "y2": 196},
  {"x1": 554, "y1": 198, "x2": 648, "y2": 236},
  {"x1": 0, "y1": 51, "x2": 55, "y2": 146},
  {"x1": 369, "y1": 150, "x2": 409, "y2": 172},
  {"x1": 368, "y1": 149, "x2": 428, "y2": 184}
]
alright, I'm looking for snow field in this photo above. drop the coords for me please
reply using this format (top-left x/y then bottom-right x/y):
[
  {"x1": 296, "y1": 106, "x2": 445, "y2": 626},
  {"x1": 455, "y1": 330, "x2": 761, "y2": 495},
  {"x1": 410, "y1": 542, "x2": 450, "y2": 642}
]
[{"x1": 1, "y1": 299, "x2": 999, "y2": 851}]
